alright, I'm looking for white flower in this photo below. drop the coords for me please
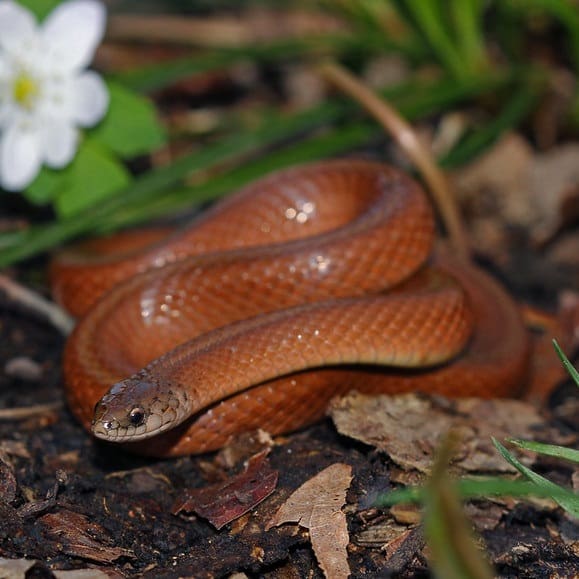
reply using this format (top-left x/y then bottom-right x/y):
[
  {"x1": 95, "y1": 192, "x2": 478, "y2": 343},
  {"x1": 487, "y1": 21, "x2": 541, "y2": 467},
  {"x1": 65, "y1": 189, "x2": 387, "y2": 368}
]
[{"x1": 0, "y1": 0, "x2": 108, "y2": 191}]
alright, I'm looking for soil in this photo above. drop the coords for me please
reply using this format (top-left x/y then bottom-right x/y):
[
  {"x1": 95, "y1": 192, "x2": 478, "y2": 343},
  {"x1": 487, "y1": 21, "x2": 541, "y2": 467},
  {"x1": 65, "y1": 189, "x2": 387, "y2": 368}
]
[{"x1": 0, "y1": 256, "x2": 577, "y2": 578}]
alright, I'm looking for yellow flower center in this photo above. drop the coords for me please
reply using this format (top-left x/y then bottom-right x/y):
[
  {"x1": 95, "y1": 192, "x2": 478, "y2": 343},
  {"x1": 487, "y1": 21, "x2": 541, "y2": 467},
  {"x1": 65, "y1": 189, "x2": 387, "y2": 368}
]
[{"x1": 13, "y1": 72, "x2": 39, "y2": 110}]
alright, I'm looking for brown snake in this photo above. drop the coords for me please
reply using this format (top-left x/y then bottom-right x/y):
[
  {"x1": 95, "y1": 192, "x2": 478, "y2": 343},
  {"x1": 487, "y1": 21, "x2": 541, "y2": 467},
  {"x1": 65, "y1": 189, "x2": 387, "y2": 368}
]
[{"x1": 52, "y1": 160, "x2": 530, "y2": 457}]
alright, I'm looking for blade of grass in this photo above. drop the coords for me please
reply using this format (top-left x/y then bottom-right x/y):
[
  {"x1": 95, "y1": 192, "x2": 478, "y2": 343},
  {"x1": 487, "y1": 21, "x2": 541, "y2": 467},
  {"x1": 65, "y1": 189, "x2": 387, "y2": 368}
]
[
  {"x1": 0, "y1": 71, "x2": 513, "y2": 264},
  {"x1": 375, "y1": 477, "x2": 569, "y2": 507},
  {"x1": 424, "y1": 433, "x2": 494, "y2": 579},
  {"x1": 506, "y1": 438, "x2": 579, "y2": 463},
  {"x1": 117, "y1": 34, "x2": 423, "y2": 94},
  {"x1": 552, "y1": 339, "x2": 579, "y2": 387},
  {"x1": 100, "y1": 71, "x2": 511, "y2": 231},
  {"x1": 99, "y1": 123, "x2": 378, "y2": 231},
  {"x1": 441, "y1": 79, "x2": 540, "y2": 167},
  {"x1": 108, "y1": 69, "x2": 509, "y2": 246},
  {"x1": 450, "y1": 0, "x2": 489, "y2": 73},
  {"x1": 0, "y1": 103, "x2": 346, "y2": 267},
  {"x1": 493, "y1": 438, "x2": 579, "y2": 518},
  {"x1": 319, "y1": 60, "x2": 471, "y2": 260},
  {"x1": 395, "y1": 0, "x2": 467, "y2": 79}
]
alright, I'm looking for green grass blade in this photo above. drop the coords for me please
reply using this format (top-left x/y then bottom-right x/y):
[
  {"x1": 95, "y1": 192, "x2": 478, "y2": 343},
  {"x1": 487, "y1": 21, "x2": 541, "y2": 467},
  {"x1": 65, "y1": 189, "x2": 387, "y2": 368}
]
[
  {"x1": 424, "y1": 434, "x2": 494, "y2": 579},
  {"x1": 117, "y1": 34, "x2": 422, "y2": 94},
  {"x1": 493, "y1": 439, "x2": 579, "y2": 517},
  {"x1": 450, "y1": 0, "x2": 488, "y2": 72},
  {"x1": 552, "y1": 339, "x2": 579, "y2": 388},
  {"x1": 99, "y1": 123, "x2": 377, "y2": 232},
  {"x1": 375, "y1": 477, "x2": 574, "y2": 508},
  {"x1": 91, "y1": 73, "x2": 509, "y2": 233},
  {"x1": 399, "y1": 0, "x2": 467, "y2": 79},
  {"x1": 0, "y1": 103, "x2": 345, "y2": 267},
  {"x1": 506, "y1": 438, "x2": 579, "y2": 463},
  {"x1": 0, "y1": 72, "x2": 512, "y2": 265},
  {"x1": 441, "y1": 79, "x2": 539, "y2": 167}
]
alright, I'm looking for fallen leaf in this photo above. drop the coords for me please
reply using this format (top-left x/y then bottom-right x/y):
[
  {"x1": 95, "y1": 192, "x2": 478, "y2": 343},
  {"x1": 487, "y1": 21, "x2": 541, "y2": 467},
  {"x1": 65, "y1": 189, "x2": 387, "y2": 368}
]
[
  {"x1": 17, "y1": 470, "x2": 67, "y2": 519},
  {"x1": 53, "y1": 569, "x2": 122, "y2": 578},
  {"x1": 451, "y1": 133, "x2": 534, "y2": 260},
  {"x1": 267, "y1": 463, "x2": 352, "y2": 579},
  {"x1": 215, "y1": 429, "x2": 274, "y2": 470},
  {"x1": 172, "y1": 450, "x2": 278, "y2": 529},
  {"x1": 354, "y1": 518, "x2": 418, "y2": 548},
  {"x1": 0, "y1": 557, "x2": 37, "y2": 578},
  {"x1": 380, "y1": 527, "x2": 425, "y2": 574},
  {"x1": 528, "y1": 143, "x2": 579, "y2": 243},
  {"x1": 464, "y1": 502, "x2": 508, "y2": 532},
  {"x1": 451, "y1": 134, "x2": 579, "y2": 256},
  {"x1": 39, "y1": 510, "x2": 133, "y2": 563},
  {"x1": 329, "y1": 393, "x2": 543, "y2": 475}
]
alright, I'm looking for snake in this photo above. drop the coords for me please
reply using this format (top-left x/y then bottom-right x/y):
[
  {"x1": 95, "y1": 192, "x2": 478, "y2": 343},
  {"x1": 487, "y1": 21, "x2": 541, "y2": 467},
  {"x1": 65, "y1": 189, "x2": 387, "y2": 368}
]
[{"x1": 52, "y1": 160, "x2": 530, "y2": 457}]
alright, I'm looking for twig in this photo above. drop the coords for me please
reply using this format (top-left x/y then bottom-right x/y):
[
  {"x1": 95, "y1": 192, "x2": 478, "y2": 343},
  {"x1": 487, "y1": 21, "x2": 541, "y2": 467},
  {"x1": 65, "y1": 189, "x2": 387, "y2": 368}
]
[
  {"x1": 318, "y1": 60, "x2": 471, "y2": 261},
  {"x1": 0, "y1": 402, "x2": 63, "y2": 420},
  {"x1": 107, "y1": 14, "x2": 250, "y2": 47},
  {"x1": 0, "y1": 274, "x2": 74, "y2": 335},
  {"x1": 107, "y1": 10, "x2": 342, "y2": 48}
]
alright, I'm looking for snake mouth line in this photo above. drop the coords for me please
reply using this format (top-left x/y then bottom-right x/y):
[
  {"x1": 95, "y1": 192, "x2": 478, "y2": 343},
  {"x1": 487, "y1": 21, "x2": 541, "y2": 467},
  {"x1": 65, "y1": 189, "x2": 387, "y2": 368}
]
[{"x1": 91, "y1": 414, "x2": 180, "y2": 442}]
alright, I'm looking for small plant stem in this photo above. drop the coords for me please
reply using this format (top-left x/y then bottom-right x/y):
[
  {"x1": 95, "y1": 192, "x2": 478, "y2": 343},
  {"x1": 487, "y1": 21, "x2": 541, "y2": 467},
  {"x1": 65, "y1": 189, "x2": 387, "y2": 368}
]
[{"x1": 318, "y1": 60, "x2": 470, "y2": 261}]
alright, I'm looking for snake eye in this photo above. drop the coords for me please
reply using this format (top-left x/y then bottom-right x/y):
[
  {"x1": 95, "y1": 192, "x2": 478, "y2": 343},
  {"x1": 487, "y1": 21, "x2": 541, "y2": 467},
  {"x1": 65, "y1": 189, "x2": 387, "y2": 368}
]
[{"x1": 128, "y1": 407, "x2": 146, "y2": 426}]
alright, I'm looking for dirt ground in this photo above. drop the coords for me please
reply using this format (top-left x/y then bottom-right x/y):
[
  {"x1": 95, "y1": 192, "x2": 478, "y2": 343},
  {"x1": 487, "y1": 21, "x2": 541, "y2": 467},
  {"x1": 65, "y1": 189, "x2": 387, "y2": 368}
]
[{"x1": 0, "y1": 253, "x2": 577, "y2": 578}]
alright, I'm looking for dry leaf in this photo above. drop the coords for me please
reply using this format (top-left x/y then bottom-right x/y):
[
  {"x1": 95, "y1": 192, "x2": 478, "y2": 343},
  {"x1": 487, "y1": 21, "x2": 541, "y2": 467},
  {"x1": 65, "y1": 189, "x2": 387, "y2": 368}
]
[
  {"x1": 267, "y1": 463, "x2": 353, "y2": 579},
  {"x1": 452, "y1": 134, "x2": 579, "y2": 255},
  {"x1": 329, "y1": 393, "x2": 543, "y2": 474},
  {"x1": 528, "y1": 143, "x2": 579, "y2": 242},
  {"x1": 172, "y1": 450, "x2": 278, "y2": 529},
  {"x1": 0, "y1": 557, "x2": 37, "y2": 578},
  {"x1": 39, "y1": 510, "x2": 133, "y2": 563},
  {"x1": 53, "y1": 569, "x2": 122, "y2": 579},
  {"x1": 451, "y1": 133, "x2": 534, "y2": 259}
]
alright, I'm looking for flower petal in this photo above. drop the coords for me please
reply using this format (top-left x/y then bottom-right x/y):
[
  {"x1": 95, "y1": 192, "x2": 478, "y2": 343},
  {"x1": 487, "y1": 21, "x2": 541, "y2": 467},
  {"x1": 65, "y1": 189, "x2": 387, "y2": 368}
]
[
  {"x1": 70, "y1": 71, "x2": 109, "y2": 126},
  {"x1": 0, "y1": 1, "x2": 37, "y2": 52},
  {"x1": 40, "y1": 122, "x2": 78, "y2": 168},
  {"x1": 41, "y1": 0, "x2": 106, "y2": 72},
  {"x1": 0, "y1": 125, "x2": 42, "y2": 191}
]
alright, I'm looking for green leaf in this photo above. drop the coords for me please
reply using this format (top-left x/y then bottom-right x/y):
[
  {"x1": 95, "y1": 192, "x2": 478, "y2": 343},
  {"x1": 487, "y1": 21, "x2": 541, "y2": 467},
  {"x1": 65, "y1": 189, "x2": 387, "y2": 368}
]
[
  {"x1": 375, "y1": 478, "x2": 552, "y2": 507},
  {"x1": 25, "y1": 166, "x2": 68, "y2": 205},
  {"x1": 552, "y1": 339, "x2": 579, "y2": 388},
  {"x1": 90, "y1": 81, "x2": 166, "y2": 158},
  {"x1": 18, "y1": 0, "x2": 61, "y2": 21},
  {"x1": 493, "y1": 438, "x2": 579, "y2": 518},
  {"x1": 54, "y1": 139, "x2": 131, "y2": 218},
  {"x1": 506, "y1": 438, "x2": 579, "y2": 464}
]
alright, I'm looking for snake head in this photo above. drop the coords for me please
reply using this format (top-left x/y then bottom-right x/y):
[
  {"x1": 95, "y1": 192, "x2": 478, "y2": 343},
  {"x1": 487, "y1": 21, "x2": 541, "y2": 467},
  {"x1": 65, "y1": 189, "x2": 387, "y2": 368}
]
[{"x1": 91, "y1": 375, "x2": 191, "y2": 442}]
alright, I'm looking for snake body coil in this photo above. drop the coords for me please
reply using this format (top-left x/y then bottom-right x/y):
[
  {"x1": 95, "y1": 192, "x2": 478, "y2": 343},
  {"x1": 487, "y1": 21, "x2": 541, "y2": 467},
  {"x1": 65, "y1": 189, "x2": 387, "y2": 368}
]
[{"x1": 53, "y1": 160, "x2": 530, "y2": 457}]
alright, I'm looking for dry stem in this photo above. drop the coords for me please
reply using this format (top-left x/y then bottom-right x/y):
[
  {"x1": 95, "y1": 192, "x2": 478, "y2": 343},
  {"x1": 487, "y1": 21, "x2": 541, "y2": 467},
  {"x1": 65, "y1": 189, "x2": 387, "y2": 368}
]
[{"x1": 318, "y1": 60, "x2": 470, "y2": 260}]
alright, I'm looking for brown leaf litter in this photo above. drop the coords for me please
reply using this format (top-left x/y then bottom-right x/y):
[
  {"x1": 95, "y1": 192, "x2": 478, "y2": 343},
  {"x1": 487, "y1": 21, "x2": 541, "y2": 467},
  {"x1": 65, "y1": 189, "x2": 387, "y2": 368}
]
[
  {"x1": 172, "y1": 450, "x2": 278, "y2": 529},
  {"x1": 267, "y1": 462, "x2": 353, "y2": 579},
  {"x1": 328, "y1": 392, "x2": 546, "y2": 478}
]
